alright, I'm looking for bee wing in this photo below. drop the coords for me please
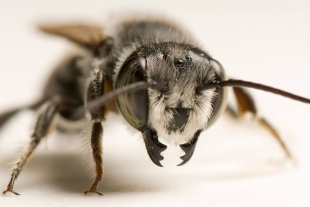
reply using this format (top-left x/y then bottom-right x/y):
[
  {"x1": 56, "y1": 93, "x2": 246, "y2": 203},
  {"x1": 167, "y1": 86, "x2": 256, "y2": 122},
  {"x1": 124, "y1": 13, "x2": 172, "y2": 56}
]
[{"x1": 38, "y1": 24, "x2": 105, "y2": 50}]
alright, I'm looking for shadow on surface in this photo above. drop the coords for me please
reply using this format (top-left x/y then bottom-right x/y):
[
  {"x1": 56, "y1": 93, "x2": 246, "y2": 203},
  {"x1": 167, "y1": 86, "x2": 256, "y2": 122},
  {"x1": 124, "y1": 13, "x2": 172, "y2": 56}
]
[
  {"x1": 0, "y1": 148, "x2": 292, "y2": 196},
  {"x1": 0, "y1": 152, "x2": 163, "y2": 195}
]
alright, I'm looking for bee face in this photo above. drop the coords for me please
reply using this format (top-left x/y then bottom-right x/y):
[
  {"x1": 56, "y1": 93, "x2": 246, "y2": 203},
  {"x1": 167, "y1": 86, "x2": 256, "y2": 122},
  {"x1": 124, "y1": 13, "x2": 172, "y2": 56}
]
[
  {"x1": 144, "y1": 43, "x2": 218, "y2": 144},
  {"x1": 115, "y1": 42, "x2": 228, "y2": 145}
]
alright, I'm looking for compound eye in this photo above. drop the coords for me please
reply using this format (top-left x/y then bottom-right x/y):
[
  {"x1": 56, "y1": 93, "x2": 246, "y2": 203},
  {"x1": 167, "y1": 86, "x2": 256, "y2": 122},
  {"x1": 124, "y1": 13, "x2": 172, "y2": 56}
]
[
  {"x1": 115, "y1": 55, "x2": 149, "y2": 131},
  {"x1": 207, "y1": 59, "x2": 228, "y2": 128}
]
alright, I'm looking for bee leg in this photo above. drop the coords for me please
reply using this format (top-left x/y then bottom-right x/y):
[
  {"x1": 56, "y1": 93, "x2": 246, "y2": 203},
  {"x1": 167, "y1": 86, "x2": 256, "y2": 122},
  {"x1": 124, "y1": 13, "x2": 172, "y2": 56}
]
[
  {"x1": 231, "y1": 87, "x2": 293, "y2": 160},
  {"x1": 3, "y1": 98, "x2": 60, "y2": 195},
  {"x1": 84, "y1": 70, "x2": 107, "y2": 196},
  {"x1": 84, "y1": 122, "x2": 103, "y2": 196},
  {"x1": 0, "y1": 99, "x2": 45, "y2": 130}
]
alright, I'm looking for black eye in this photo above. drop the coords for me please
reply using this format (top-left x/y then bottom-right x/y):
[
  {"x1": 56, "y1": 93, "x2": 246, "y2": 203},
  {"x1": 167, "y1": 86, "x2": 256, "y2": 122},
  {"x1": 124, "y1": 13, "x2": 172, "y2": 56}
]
[
  {"x1": 174, "y1": 58, "x2": 184, "y2": 67},
  {"x1": 174, "y1": 56, "x2": 192, "y2": 72},
  {"x1": 115, "y1": 55, "x2": 149, "y2": 131},
  {"x1": 162, "y1": 53, "x2": 168, "y2": 60}
]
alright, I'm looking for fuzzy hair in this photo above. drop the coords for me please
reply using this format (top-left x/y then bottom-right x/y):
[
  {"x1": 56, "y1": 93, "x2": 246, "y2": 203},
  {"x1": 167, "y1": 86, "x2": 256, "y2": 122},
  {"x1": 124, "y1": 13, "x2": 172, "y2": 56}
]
[
  {"x1": 146, "y1": 50, "x2": 217, "y2": 145},
  {"x1": 106, "y1": 18, "x2": 218, "y2": 145},
  {"x1": 109, "y1": 16, "x2": 197, "y2": 84}
]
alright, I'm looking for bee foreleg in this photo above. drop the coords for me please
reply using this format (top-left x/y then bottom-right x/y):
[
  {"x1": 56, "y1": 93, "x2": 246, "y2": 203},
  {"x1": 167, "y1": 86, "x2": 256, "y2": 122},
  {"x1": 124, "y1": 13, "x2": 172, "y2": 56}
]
[
  {"x1": 84, "y1": 70, "x2": 107, "y2": 196},
  {"x1": 2, "y1": 98, "x2": 60, "y2": 195},
  {"x1": 84, "y1": 122, "x2": 103, "y2": 196},
  {"x1": 230, "y1": 87, "x2": 293, "y2": 160}
]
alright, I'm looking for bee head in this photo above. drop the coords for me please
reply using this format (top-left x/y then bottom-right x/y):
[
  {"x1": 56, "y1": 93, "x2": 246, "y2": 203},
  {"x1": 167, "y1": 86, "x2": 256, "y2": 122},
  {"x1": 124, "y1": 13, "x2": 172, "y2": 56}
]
[{"x1": 115, "y1": 43, "x2": 228, "y2": 166}]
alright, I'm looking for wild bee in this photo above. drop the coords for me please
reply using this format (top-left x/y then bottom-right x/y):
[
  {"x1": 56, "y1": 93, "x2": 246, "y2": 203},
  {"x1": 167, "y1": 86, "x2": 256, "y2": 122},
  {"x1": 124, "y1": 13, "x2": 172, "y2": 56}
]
[{"x1": 1, "y1": 16, "x2": 309, "y2": 196}]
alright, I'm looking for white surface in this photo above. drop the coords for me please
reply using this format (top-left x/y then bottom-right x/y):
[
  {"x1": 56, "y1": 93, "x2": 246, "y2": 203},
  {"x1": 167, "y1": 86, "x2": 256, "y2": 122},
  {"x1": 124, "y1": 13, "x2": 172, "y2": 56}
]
[{"x1": 0, "y1": 0, "x2": 310, "y2": 206}]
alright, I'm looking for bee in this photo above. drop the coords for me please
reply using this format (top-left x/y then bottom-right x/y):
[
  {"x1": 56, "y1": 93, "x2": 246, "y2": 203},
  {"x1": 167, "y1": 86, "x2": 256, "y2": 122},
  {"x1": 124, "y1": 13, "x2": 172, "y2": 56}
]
[{"x1": 1, "y1": 16, "x2": 310, "y2": 196}]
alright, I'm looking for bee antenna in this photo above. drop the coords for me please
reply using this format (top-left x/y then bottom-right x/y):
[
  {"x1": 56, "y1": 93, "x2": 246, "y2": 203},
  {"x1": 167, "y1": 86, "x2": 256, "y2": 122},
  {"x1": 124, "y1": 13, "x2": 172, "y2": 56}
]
[
  {"x1": 74, "y1": 81, "x2": 162, "y2": 117},
  {"x1": 200, "y1": 79, "x2": 310, "y2": 104}
]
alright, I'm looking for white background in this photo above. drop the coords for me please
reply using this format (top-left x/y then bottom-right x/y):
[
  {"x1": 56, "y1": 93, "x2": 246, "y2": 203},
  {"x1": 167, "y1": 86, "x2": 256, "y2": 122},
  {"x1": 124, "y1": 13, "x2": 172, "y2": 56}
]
[{"x1": 0, "y1": 0, "x2": 310, "y2": 206}]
